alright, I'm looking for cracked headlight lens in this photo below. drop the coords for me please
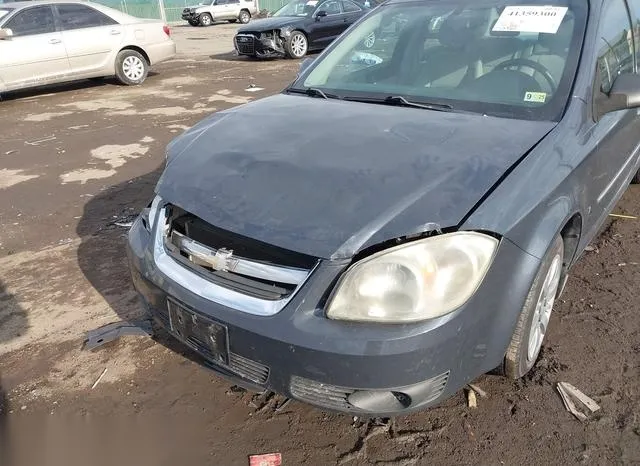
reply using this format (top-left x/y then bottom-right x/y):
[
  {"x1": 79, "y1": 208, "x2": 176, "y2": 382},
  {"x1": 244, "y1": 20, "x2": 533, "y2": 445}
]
[{"x1": 326, "y1": 232, "x2": 499, "y2": 323}]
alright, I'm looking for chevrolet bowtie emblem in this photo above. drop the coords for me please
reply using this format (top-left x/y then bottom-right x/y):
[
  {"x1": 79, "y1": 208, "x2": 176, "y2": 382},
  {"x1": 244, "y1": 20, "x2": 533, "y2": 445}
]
[{"x1": 210, "y1": 248, "x2": 238, "y2": 272}]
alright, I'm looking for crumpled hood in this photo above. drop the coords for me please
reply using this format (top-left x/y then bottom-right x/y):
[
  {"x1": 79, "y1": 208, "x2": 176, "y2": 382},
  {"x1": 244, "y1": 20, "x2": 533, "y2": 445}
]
[
  {"x1": 158, "y1": 94, "x2": 555, "y2": 259},
  {"x1": 237, "y1": 16, "x2": 302, "y2": 32}
]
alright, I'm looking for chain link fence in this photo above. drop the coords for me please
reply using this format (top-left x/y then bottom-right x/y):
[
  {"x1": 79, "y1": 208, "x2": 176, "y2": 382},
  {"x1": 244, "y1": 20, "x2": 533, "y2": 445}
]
[{"x1": 95, "y1": 0, "x2": 288, "y2": 23}]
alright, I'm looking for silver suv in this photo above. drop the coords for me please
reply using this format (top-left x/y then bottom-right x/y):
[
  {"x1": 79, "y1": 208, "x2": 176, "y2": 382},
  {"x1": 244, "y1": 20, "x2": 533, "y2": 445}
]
[{"x1": 181, "y1": 0, "x2": 257, "y2": 26}]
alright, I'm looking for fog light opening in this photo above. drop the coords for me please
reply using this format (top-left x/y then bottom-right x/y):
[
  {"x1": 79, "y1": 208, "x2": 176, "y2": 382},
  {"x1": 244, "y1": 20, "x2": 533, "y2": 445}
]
[{"x1": 347, "y1": 390, "x2": 413, "y2": 412}]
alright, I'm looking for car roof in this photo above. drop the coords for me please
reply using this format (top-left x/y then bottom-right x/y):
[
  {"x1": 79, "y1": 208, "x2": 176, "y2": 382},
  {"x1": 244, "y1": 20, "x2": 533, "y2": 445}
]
[{"x1": 1, "y1": 0, "x2": 96, "y2": 8}]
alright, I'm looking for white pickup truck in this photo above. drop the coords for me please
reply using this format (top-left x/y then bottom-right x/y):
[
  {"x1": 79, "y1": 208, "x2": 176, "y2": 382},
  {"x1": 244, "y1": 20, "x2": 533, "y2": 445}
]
[{"x1": 181, "y1": 0, "x2": 258, "y2": 26}]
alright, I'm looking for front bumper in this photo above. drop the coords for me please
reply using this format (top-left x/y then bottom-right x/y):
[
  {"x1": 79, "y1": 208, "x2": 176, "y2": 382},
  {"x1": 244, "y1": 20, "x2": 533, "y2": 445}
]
[
  {"x1": 181, "y1": 11, "x2": 198, "y2": 20},
  {"x1": 127, "y1": 216, "x2": 541, "y2": 416},
  {"x1": 234, "y1": 33, "x2": 285, "y2": 58}
]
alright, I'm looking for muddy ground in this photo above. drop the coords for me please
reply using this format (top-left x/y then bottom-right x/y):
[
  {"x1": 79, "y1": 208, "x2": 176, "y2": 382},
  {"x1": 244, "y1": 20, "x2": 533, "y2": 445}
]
[{"x1": 0, "y1": 26, "x2": 639, "y2": 466}]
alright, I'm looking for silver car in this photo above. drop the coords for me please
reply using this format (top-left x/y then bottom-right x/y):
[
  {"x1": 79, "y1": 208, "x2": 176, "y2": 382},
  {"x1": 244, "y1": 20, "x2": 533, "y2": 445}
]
[{"x1": 0, "y1": 0, "x2": 176, "y2": 93}]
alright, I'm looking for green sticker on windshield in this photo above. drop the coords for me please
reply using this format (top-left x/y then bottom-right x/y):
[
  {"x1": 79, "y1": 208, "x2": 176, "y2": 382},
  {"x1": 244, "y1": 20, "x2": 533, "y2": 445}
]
[{"x1": 524, "y1": 91, "x2": 547, "y2": 103}]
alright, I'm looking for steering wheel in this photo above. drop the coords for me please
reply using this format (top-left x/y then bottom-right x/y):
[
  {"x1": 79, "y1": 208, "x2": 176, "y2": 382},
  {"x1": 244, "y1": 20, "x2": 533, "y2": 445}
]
[{"x1": 493, "y1": 58, "x2": 557, "y2": 94}]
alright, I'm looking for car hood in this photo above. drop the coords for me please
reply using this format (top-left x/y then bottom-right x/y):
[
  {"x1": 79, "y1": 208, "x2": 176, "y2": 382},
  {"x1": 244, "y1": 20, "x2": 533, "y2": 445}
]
[
  {"x1": 158, "y1": 94, "x2": 555, "y2": 260},
  {"x1": 237, "y1": 16, "x2": 303, "y2": 31}
]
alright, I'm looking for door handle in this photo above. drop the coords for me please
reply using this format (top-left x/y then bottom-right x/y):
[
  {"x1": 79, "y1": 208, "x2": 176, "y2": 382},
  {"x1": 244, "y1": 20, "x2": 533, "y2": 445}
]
[
  {"x1": 110, "y1": 29, "x2": 121, "y2": 35},
  {"x1": 49, "y1": 38, "x2": 61, "y2": 44}
]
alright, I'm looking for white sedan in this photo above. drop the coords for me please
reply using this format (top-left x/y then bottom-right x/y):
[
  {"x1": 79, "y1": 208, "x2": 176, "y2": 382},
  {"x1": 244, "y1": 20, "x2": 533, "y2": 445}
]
[{"x1": 0, "y1": 0, "x2": 176, "y2": 93}]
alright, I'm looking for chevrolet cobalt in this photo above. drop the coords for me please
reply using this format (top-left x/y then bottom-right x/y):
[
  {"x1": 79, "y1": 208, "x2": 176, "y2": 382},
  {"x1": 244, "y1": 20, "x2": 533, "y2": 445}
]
[{"x1": 128, "y1": 0, "x2": 640, "y2": 415}]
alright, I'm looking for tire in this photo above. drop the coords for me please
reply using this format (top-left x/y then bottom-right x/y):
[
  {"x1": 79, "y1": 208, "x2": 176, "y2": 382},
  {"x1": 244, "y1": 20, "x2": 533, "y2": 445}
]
[
  {"x1": 188, "y1": 20, "x2": 199, "y2": 26},
  {"x1": 285, "y1": 31, "x2": 308, "y2": 59},
  {"x1": 238, "y1": 9, "x2": 251, "y2": 24},
  {"x1": 504, "y1": 236, "x2": 564, "y2": 379},
  {"x1": 199, "y1": 13, "x2": 213, "y2": 26},
  {"x1": 631, "y1": 169, "x2": 640, "y2": 184},
  {"x1": 114, "y1": 49, "x2": 148, "y2": 86}
]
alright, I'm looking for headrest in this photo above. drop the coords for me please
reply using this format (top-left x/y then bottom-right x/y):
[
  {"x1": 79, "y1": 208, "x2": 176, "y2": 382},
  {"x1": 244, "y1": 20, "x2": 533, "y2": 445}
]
[{"x1": 438, "y1": 10, "x2": 490, "y2": 49}]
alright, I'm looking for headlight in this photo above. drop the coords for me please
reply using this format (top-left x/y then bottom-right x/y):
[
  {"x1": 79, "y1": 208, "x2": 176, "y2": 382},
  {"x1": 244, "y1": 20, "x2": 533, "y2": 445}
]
[
  {"x1": 326, "y1": 232, "x2": 498, "y2": 323},
  {"x1": 140, "y1": 195, "x2": 162, "y2": 232}
]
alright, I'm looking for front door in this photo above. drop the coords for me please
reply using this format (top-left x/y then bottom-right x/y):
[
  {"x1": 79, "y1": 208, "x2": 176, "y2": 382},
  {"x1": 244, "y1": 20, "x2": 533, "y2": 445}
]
[
  {"x1": 309, "y1": 0, "x2": 346, "y2": 49},
  {"x1": 212, "y1": 0, "x2": 231, "y2": 20},
  {"x1": 579, "y1": 0, "x2": 640, "y2": 246},
  {"x1": 0, "y1": 5, "x2": 70, "y2": 91},
  {"x1": 55, "y1": 3, "x2": 124, "y2": 77}
]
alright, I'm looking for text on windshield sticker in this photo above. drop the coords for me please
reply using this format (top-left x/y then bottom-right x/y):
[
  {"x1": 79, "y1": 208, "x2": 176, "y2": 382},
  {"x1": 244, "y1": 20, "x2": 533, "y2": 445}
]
[
  {"x1": 524, "y1": 91, "x2": 547, "y2": 103},
  {"x1": 492, "y1": 6, "x2": 568, "y2": 34}
]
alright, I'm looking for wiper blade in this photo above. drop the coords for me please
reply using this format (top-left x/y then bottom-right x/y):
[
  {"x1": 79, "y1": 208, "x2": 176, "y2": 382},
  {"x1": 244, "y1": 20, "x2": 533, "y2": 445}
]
[
  {"x1": 345, "y1": 95, "x2": 453, "y2": 111},
  {"x1": 287, "y1": 87, "x2": 341, "y2": 100}
]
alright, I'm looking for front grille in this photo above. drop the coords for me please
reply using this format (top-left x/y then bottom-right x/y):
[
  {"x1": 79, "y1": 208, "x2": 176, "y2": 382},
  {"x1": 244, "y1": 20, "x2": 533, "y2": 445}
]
[
  {"x1": 229, "y1": 353, "x2": 270, "y2": 384},
  {"x1": 163, "y1": 205, "x2": 317, "y2": 301},
  {"x1": 290, "y1": 371, "x2": 451, "y2": 412},
  {"x1": 235, "y1": 34, "x2": 255, "y2": 54}
]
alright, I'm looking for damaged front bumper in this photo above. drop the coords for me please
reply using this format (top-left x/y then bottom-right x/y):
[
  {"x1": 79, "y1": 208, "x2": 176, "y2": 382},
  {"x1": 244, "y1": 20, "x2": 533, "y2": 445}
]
[
  {"x1": 127, "y1": 213, "x2": 541, "y2": 416},
  {"x1": 234, "y1": 32, "x2": 285, "y2": 58}
]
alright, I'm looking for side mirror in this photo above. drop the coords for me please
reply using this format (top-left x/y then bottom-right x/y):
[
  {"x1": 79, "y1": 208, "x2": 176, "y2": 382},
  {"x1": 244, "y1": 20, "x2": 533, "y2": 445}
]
[
  {"x1": 0, "y1": 28, "x2": 13, "y2": 40},
  {"x1": 298, "y1": 57, "x2": 314, "y2": 76},
  {"x1": 315, "y1": 10, "x2": 327, "y2": 20},
  {"x1": 596, "y1": 73, "x2": 640, "y2": 119}
]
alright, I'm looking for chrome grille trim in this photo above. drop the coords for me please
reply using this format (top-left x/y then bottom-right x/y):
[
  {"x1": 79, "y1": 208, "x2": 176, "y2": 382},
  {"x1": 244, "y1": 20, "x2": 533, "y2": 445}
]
[
  {"x1": 166, "y1": 229, "x2": 308, "y2": 285},
  {"x1": 152, "y1": 207, "x2": 317, "y2": 316}
]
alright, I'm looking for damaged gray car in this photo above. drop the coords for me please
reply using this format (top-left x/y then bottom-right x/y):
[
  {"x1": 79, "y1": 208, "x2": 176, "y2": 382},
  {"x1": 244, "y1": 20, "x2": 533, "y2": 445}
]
[{"x1": 128, "y1": 0, "x2": 640, "y2": 416}]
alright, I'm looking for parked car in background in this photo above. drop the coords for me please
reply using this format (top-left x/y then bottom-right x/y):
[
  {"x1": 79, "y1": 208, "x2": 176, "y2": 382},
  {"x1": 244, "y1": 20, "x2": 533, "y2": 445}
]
[
  {"x1": 181, "y1": 0, "x2": 257, "y2": 26},
  {"x1": 129, "y1": 0, "x2": 640, "y2": 416},
  {"x1": 0, "y1": 0, "x2": 176, "y2": 93},
  {"x1": 234, "y1": 0, "x2": 370, "y2": 58}
]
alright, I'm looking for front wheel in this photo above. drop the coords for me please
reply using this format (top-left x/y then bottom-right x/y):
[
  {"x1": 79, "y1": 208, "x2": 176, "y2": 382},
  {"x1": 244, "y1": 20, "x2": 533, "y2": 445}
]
[
  {"x1": 238, "y1": 10, "x2": 251, "y2": 24},
  {"x1": 504, "y1": 236, "x2": 564, "y2": 379},
  {"x1": 199, "y1": 13, "x2": 213, "y2": 26},
  {"x1": 115, "y1": 49, "x2": 148, "y2": 86},
  {"x1": 285, "y1": 31, "x2": 308, "y2": 59}
]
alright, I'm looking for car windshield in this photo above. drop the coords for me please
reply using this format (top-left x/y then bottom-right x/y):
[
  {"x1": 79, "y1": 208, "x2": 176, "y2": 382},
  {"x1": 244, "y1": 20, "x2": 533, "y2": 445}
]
[
  {"x1": 200, "y1": 0, "x2": 213, "y2": 5},
  {"x1": 295, "y1": 0, "x2": 587, "y2": 121},
  {"x1": 273, "y1": 0, "x2": 317, "y2": 17},
  {"x1": 0, "y1": 8, "x2": 13, "y2": 20}
]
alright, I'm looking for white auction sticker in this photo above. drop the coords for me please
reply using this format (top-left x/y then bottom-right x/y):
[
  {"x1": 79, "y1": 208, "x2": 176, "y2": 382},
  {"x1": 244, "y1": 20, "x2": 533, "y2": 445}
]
[{"x1": 492, "y1": 6, "x2": 568, "y2": 34}]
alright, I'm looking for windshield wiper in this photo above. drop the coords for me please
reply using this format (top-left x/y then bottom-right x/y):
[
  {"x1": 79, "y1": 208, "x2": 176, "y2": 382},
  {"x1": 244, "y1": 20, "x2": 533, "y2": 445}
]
[
  {"x1": 344, "y1": 95, "x2": 453, "y2": 112},
  {"x1": 287, "y1": 87, "x2": 342, "y2": 100}
]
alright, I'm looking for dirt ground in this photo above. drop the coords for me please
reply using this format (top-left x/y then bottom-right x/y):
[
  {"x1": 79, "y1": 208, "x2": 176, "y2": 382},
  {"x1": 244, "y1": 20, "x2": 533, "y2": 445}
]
[{"x1": 0, "y1": 26, "x2": 639, "y2": 466}]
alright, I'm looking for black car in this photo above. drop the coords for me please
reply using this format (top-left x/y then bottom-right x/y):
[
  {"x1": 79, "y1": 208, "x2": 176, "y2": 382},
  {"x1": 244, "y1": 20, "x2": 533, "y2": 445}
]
[{"x1": 234, "y1": 0, "x2": 371, "y2": 58}]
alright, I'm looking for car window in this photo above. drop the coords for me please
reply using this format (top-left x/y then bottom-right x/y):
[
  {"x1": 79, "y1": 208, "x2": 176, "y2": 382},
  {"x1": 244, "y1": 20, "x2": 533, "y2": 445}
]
[
  {"x1": 342, "y1": 1, "x2": 361, "y2": 13},
  {"x1": 56, "y1": 4, "x2": 117, "y2": 30},
  {"x1": 628, "y1": 0, "x2": 640, "y2": 72},
  {"x1": 298, "y1": 0, "x2": 587, "y2": 122},
  {"x1": 319, "y1": 0, "x2": 342, "y2": 15},
  {"x1": 596, "y1": 0, "x2": 634, "y2": 93},
  {"x1": 0, "y1": 7, "x2": 13, "y2": 20},
  {"x1": 228, "y1": 0, "x2": 240, "y2": 4},
  {"x1": 215, "y1": 0, "x2": 228, "y2": 5},
  {"x1": 274, "y1": 0, "x2": 317, "y2": 17},
  {"x1": 4, "y1": 5, "x2": 55, "y2": 36}
]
